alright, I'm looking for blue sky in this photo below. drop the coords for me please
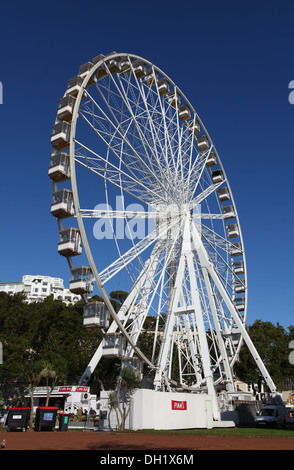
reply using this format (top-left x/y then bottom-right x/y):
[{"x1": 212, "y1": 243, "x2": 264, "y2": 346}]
[{"x1": 0, "y1": 0, "x2": 293, "y2": 328}]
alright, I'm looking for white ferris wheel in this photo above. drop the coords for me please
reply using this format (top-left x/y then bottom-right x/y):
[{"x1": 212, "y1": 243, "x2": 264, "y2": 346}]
[{"x1": 49, "y1": 52, "x2": 276, "y2": 416}]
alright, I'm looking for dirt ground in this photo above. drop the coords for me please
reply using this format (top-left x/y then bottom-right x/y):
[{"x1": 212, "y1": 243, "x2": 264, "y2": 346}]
[{"x1": 1, "y1": 430, "x2": 294, "y2": 451}]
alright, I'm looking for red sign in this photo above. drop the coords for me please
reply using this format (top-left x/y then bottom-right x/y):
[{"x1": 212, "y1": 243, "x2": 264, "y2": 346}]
[
  {"x1": 58, "y1": 386, "x2": 72, "y2": 392},
  {"x1": 75, "y1": 386, "x2": 89, "y2": 393},
  {"x1": 171, "y1": 400, "x2": 187, "y2": 410}
]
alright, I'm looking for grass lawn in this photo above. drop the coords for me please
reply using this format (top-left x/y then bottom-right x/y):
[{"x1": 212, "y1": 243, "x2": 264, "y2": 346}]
[
  {"x1": 121, "y1": 425, "x2": 294, "y2": 438},
  {"x1": 1, "y1": 424, "x2": 294, "y2": 438}
]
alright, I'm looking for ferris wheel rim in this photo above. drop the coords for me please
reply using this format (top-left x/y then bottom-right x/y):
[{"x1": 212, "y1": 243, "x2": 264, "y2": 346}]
[{"x1": 68, "y1": 55, "x2": 158, "y2": 370}]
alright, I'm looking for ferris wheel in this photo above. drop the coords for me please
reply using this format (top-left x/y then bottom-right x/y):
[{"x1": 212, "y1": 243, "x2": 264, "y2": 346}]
[{"x1": 49, "y1": 52, "x2": 276, "y2": 416}]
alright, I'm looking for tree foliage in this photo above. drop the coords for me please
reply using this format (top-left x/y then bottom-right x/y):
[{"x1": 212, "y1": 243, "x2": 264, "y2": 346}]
[
  {"x1": 110, "y1": 367, "x2": 140, "y2": 430},
  {"x1": 0, "y1": 292, "x2": 103, "y2": 401},
  {"x1": 1, "y1": 292, "x2": 294, "y2": 405},
  {"x1": 234, "y1": 320, "x2": 294, "y2": 391}
]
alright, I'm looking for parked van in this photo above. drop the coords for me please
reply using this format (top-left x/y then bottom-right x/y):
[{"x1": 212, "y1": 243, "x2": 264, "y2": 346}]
[{"x1": 255, "y1": 405, "x2": 286, "y2": 427}]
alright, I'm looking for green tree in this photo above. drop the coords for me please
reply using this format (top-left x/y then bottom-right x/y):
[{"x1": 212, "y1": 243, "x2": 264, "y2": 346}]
[
  {"x1": 39, "y1": 360, "x2": 67, "y2": 406},
  {"x1": 108, "y1": 391, "x2": 120, "y2": 431},
  {"x1": 118, "y1": 367, "x2": 140, "y2": 430},
  {"x1": 22, "y1": 360, "x2": 43, "y2": 428},
  {"x1": 0, "y1": 293, "x2": 103, "y2": 401},
  {"x1": 0, "y1": 293, "x2": 33, "y2": 391},
  {"x1": 109, "y1": 290, "x2": 128, "y2": 312},
  {"x1": 234, "y1": 320, "x2": 290, "y2": 391}
]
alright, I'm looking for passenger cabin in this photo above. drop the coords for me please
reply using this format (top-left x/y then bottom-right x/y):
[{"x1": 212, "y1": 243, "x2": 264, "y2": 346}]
[
  {"x1": 187, "y1": 119, "x2": 201, "y2": 135},
  {"x1": 231, "y1": 242, "x2": 242, "y2": 256},
  {"x1": 79, "y1": 61, "x2": 93, "y2": 78},
  {"x1": 178, "y1": 104, "x2": 191, "y2": 121},
  {"x1": 157, "y1": 77, "x2": 170, "y2": 96},
  {"x1": 57, "y1": 96, "x2": 76, "y2": 122},
  {"x1": 233, "y1": 260, "x2": 245, "y2": 275},
  {"x1": 66, "y1": 75, "x2": 83, "y2": 97},
  {"x1": 51, "y1": 122, "x2": 71, "y2": 150},
  {"x1": 51, "y1": 189, "x2": 74, "y2": 219},
  {"x1": 95, "y1": 64, "x2": 108, "y2": 80},
  {"x1": 92, "y1": 54, "x2": 105, "y2": 65},
  {"x1": 211, "y1": 169, "x2": 224, "y2": 184},
  {"x1": 91, "y1": 54, "x2": 108, "y2": 79},
  {"x1": 145, "y1": 68, "x2": 158, "y2": 86},
  {"x1": 206, "y1": 151, "x2": 217, "y2": 167},
  {"x1": 235, "y1": 281, "x2": 246, "y2": 294},
  {"x1": 133, "y1": 60, "x2": 146, "y2": 78},
  {"x1": 83, "y1": 301, "x2": 110, "y2": 328},
  {"x1": 226, "y1": 326, "x2": 241, "y2": 346},
  {"x1": 227, "y1": 224, "x2": 239, "y2": 238},
  {"x1": 48, "y1": 152, "x2": 70, "y2": 182},
  {"x1": 234, "y1": 297, "x2": 245, "y2": 312},
  {"x1": 107, "y1": 58, "x2": 120, "y2": 74},
  {"x1": 102, "y1": 332, "x2": 125, "y2": 358},
  {"x1": 217, "y1": 187, "x2": 230, "y2": 201},
  {"x1": 119, "y1": 58, "x2": 132, "y2": 74},
  {"x1": 58, "y1": 227, "x2": 82, "y2": 257},
  {"x1": 223, "y1": 205, "x2": 235, "y2": 219},
  {"x1": 69, "y1": 266, "x2": 94, "y2": 294},
  {"x1": 197, "y1": 135, "x2": 209, "y2": 151},
  {"x1": 122, "y1": 357, "x2": 143, "y2": 380},
  {"x1": 166, "y1": 90, "x2": 180, "y2": 108}
]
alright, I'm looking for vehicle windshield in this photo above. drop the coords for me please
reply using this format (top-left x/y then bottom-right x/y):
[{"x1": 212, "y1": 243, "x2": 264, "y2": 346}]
[{"x1": 259, "y1": 409, "x2": 275, "y2": 416}]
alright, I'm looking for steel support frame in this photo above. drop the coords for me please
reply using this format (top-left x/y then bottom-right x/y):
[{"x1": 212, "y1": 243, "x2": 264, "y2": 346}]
[{"x1": 191, "y1": 221, "x2": 277, "y2": 394}]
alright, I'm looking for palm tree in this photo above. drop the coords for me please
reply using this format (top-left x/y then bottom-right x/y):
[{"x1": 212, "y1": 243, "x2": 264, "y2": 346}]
[
  {"x1": 22, "y1": 361, "x2": 43, "y2": 429},
  {"x1": 108, "y1": 391, "x2": 120, "y2": 431},
  {"x1": 39, "y1": 363, "x2": 58, "y2": 407},
  {"x1": 39, "y1": 360, "x2": 66, "y2": 406},
  {"x1": 118, "y1": 367, "x2": 140, "y2": 430}
]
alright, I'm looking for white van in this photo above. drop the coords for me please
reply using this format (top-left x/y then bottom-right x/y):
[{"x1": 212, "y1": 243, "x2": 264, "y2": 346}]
[{"x1": 255, "y1": 405, "x2": 286, "y2": 427}]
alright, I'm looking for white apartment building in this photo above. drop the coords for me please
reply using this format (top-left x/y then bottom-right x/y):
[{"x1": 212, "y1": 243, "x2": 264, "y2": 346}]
[{"x1": 0, "y1": 275, "x2": 80, "y2": 305}]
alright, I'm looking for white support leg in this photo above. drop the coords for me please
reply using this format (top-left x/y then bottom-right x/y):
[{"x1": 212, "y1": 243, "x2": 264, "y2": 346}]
[
  {"x1": 191, "y1": 222, "x2": 277, "y2": 393},
  {"x1": 202, "y1": 269, "x2": 235, "y2": 392}
]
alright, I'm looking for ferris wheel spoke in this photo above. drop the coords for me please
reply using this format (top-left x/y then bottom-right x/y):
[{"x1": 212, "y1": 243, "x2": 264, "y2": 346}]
[
  {"x1": 191, "y1": 222, "x2": 240, "y2": 317},
  {"x1": 82, "y1": 86, "x2": 162, "y2": 182},
  {"x1": 124, "y1": 245, "x2": 169, "y2": 355},
  {"x1": 114, "y1": 85, "x2": 179, "y2": 203},
  {"x1": 191, "y1": 218, "x2": 244, "y2": 344},
  {"x1": 199, "y1": 221, "x2": 236, "y2": 254},
  {"x1": 186, "y1": 148, "x2": 212, "y2": 199},
  {"x1": 152, "y1": 84, "x2": 179, "y2": 180},
  {"x1": 98, "y1": 215, "x2": 181, "y2": 284},
  {"x1": 74, "y1": 138, "x2": 168, "y2": 205},
  {"x1": 200, "y1": 231, "x2": 243, "y2": 290},
  {"x1": 113, "y1": 74, "x2": 163, "y2": 168},
  {"x1": 76, "y1": 107, "x2": 160, "y2": 193},
  {"x1": 78, "y1": 208, "x2": 155, "y2": 219},
  {"x1": 118, "y1": 226, "x2": 182, "y2": 360},
  {"x1": 132, "y1": 74, "x2": 179, "y2": 190},
  {"x1": 190, "y1": 178, "x2": 224, "y2": 209},
  {"x1": 93, "y1": 70, "x2": 179, "y2": 202},
  {"x1": 118, "y1": 67, "x2": 193, "y2": 200},
  {"x1": 124, "y1": 237, "x2": 180, "y2": 363},
  {"x1": 185, "y1": 116, "x2": 205, "y2": 191},
  {"x1": 116, "y1": 239, "x2": 165, "y2": 329}
]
